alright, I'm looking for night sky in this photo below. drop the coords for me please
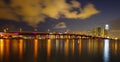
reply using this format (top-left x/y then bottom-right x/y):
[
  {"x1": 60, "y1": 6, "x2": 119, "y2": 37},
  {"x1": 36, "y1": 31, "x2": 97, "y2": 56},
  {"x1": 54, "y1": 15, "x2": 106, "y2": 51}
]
[{"x1": 0, "y1": 0, "x2": 120, "y2": 32}]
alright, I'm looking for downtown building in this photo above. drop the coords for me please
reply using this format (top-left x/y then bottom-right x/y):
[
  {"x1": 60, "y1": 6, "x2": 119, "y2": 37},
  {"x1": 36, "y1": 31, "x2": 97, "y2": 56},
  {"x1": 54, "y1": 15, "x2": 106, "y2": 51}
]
[{"x1": 91, "y1": 27, "x2": 108, "y2": 37}]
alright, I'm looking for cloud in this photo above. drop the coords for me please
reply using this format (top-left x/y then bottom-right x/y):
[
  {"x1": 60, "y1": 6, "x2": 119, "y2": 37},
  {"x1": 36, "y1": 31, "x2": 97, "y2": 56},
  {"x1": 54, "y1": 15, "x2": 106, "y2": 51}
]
[
  {"x1": 0, "y1": 0, "x2": 100, "y2": 27},
  {"x1": 0, "y1": 1, "x2": 18, "y2": 21},
  {"x1": 54, "y1": 22, "x2": 67, "y2": 29}
]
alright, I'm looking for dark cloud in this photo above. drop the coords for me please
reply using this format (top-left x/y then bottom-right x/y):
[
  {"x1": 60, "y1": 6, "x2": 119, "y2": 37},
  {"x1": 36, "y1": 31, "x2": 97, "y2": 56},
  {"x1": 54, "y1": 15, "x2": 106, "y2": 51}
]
[{"x1": 4, "y1": 0, "x2": 11, "y2": 4}]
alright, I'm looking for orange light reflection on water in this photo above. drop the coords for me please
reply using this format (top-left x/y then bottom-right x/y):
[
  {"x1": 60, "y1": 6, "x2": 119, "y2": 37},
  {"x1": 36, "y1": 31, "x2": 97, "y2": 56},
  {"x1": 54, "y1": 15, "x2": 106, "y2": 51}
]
[
  {"x1": 5, "y1": 39, "x2": 10, "y2": 60},
  {"x1": 65, "y1": 39, "x2": 69, "y2": 56},
  {"x1": 72, "y1": 39, "x2": 74, "y2": 55},
  {"x1": 47, "y1": 39, "x2": 51, "y2": 59},
  {"x1": 88, "y1": 39, "x2": 91, "y2": 54},
  {"x1": 19, "y1": 39, "x2": 24, "y2": 60},
  {"x1": 12, "y1": 39, "x2": 18, "y2": 54},
  {"x1": 78, "y1": 39, "x2": 82, "y2": 55},
  {"x1": 0, "y1": 39, "x2": 4, "y2": 59},
  {"x1": 34, "y1": 39, "x2": 38, "y2": 58},
  {"x1": 114, "y1": 41, "x2": 118, "y2": 54}
]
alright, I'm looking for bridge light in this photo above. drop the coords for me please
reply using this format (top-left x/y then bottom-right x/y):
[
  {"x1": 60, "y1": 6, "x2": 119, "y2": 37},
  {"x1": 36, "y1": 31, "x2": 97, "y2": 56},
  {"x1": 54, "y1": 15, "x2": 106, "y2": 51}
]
[
  {"x1": 49, "y1": 32, "x2": 53, "y2": 34},
  {"x1": 115, "y1": 37, "x2": 118, "y2": 40},
  {"x1": 34, "y1": 28, "x2": 38, "y2": 32},
  {"x1": 20, "y1": 28, "x2": 22, "y2": 32},
  {"x1": 3, "y1": 29, "x2": 7, "y2": 32}
]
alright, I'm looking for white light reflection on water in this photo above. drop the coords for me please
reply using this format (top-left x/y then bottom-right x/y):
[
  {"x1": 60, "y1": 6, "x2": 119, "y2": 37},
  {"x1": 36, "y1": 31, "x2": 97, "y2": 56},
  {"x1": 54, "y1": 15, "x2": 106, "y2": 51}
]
[{"x1": 104, "y1": 39, "x2": 109, "y2": 62}]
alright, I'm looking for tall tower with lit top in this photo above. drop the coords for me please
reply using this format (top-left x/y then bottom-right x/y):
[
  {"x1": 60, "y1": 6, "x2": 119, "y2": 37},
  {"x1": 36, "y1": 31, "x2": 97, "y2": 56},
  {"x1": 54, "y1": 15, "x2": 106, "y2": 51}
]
[
  {"x1": 104, "y1": 24, "x2": 109, "y2": 37},
  {"x1": 105, "y1": 24, "x2": 109, "y2": 30}
]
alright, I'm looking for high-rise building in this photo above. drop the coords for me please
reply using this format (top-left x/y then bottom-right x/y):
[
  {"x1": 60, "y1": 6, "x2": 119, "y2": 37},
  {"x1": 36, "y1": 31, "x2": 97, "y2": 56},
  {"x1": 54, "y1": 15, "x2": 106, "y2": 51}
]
[
  {"x1": 105, "y1": 24, "x2": 109, "y2": 30},
  {"x1": 91, "y1": 26, "x2": 108, "y2": 37},
  {"x1": 92, "y1": 27, "x2": 102, "y2": 36},
  {"x1": 91, "y1": 24, "x2": 110, "y2": 37},
  {"x1": 105, "y1": 24, "x2": 109, "y2": 37}
]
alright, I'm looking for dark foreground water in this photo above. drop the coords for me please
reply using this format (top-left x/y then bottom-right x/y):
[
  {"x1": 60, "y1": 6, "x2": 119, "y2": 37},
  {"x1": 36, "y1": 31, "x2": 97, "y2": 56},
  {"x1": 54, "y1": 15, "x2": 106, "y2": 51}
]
[{"x1": 0, "y1": 38, "x2": 120, "y2": 62}]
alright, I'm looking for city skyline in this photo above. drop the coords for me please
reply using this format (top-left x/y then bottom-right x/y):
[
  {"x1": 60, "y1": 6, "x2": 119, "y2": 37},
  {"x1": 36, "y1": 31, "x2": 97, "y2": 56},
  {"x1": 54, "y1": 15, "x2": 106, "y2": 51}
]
[{"x1": 0, "y1": 1, "x2": 120, "y2": 62}]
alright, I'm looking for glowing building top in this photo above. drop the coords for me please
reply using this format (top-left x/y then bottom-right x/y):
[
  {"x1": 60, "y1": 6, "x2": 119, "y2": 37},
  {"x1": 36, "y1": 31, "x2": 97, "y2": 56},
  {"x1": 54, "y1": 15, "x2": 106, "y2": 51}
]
[{"x1": 105, "y1": 24, "x2": 109, "y2": 30}]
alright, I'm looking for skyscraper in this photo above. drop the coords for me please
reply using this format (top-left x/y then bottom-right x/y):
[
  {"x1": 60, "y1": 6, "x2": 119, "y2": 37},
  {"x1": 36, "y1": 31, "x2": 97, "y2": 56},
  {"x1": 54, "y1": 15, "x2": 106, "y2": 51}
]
[
  {"x1": 105, "y1": 24, "x2": 109, "y2": 37},
  {"x1": 105, "y1": 24, "x2": 109, "y2": 30},
  {"x1": 91, "y1": 24, "x2": 109, "y2": 37}
]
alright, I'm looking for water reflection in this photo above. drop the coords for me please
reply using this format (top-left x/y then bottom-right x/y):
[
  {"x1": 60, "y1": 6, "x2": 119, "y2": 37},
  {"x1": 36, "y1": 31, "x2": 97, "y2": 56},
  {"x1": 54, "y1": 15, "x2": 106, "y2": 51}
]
[
  {"x1": 104, "y1": 39, "x2": 109, "y2": 62},
  {"x1": 72, "y1": 39, "x2": 74, "y2": 55},
  {"x1": 115, "y1": 42, "x2": 118, "y2": 54},
  {"x1": 65, "y1": 39, "x2": 69, "y2": 56},
  {"x1": 34, "y1": 39, "x2": 38, "y2": 58},
  {"x1": 12, "y1": 39, "x2": 19, "y2": 54},
  {"x1": 0, "y1": 38, "x2": 120, "y2": 62},
  {"x1": 88, "y1": 39, "x2": 92, "y2": 54},
  {"x1": 5, "y1": 39, "x2": 10, "y2": 62},
  {"x1": 19, "y1": 39, "x2": 24, "y2": 60},
  {"x1": 0, "y1": 39, "x2": 4, "y2": 59},
  {"x1": 55, "y1": 39, "x2": 59, "y2": 53},
  {"x1": 113, "y1": 41, "x2": 118, "y2": 55},
  {"x1": 78, "y1": 39, "x2": 82, "y2": 55},
  {"x1": 93, "y1": 39, "x2": 98, "y2": 54},
  {"x1": 47, "y1": 39, "x2": 51, "y2": 59}
]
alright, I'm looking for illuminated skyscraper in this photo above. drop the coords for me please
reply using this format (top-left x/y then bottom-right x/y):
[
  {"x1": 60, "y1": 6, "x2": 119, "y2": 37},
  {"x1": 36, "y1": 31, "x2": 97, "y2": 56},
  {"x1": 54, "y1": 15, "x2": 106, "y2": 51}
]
[
  {"x1": 105, "y1": 24, "x2": 109, "y2": 37},
  {"x1": 105, "y1": 24, "x2": 109, "y2": 30},
  {"x1": 91, "y1": 25, "x2": 109, "y2": 37},
  {"x1": 92, "y1": 27, "x2": 102, "y2": 36}
]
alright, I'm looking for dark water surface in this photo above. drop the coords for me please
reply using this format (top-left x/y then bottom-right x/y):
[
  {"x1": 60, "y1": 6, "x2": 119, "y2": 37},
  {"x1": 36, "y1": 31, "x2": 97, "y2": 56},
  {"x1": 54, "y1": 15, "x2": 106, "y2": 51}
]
[{"x1": 0, "y1": 39, "x2": 120, "y2": 62}]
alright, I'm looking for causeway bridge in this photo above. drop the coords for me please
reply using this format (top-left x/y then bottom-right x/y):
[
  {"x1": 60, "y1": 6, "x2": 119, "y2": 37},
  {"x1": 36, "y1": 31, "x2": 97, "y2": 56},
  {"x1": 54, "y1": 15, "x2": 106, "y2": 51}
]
[{"x1": 0, "y1": 32, "x2": 110, "y2": 39}]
